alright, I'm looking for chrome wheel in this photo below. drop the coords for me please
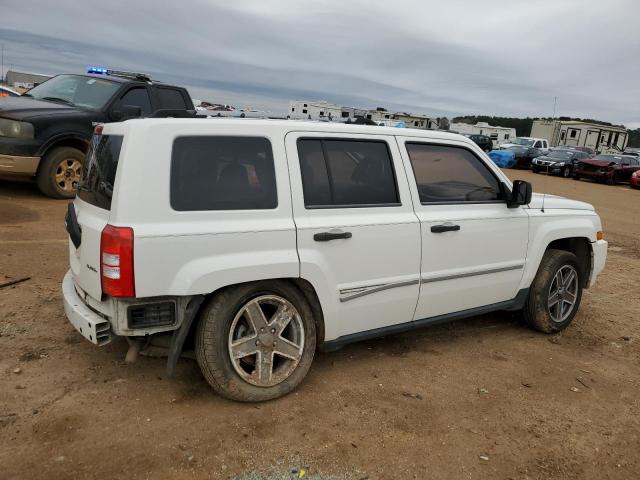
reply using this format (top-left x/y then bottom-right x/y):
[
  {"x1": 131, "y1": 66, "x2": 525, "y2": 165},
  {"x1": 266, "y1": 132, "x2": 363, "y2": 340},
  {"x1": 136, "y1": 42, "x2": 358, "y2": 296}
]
[
  {"x1": 547, "y1": 265, "x2": 578, "y2": 323},
  {"x1": 228, "y1": 295, "x2": 304, "y2": 387},
  {"x1": 55, "y1": 158, "x2": 82, "y2": 193}
]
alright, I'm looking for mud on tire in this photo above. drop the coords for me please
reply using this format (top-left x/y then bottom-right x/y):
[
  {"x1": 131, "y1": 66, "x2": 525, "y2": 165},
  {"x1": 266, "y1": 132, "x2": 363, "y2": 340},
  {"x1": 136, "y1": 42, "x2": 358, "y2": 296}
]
[{"x1": 523, "y1": 249, "x2": 584, "y2": 334}]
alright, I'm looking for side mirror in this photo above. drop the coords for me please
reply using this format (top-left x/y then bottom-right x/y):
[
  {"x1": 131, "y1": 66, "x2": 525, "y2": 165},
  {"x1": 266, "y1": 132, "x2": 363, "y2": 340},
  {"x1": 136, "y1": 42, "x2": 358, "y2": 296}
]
[
  {"x1": 507, "y1": 180, "x2": 532, "y2": 208},
  {"x1": 110, "y1": 105, "x2": 142, "y2": 121}
]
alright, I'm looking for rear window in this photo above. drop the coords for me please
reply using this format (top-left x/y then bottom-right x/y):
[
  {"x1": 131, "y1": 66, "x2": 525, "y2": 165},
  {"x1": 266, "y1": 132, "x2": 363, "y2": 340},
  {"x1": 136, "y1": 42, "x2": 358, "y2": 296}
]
[
  {"x1": 77, "y1": 134, "x2": 124, "y2": 210},
  {"x1": 156, "y1": 88, "x2": 188, "y2": 109},
  {"x1": 170, "y1": 136, "x2": 277, "y2": 211}
]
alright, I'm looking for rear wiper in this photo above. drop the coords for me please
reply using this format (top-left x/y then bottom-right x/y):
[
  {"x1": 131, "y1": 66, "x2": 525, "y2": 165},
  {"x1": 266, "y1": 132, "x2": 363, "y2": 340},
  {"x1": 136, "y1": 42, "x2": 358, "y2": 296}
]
[{"x1": 41, "y1": 96, "x2": 74, "y2": 106}]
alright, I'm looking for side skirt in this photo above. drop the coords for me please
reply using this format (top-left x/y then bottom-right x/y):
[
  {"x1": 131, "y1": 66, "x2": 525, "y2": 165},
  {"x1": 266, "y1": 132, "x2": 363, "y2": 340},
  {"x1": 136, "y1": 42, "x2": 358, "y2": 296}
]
[{"x1": 320, "y1": 288, "x2": 529, "y2": 352}]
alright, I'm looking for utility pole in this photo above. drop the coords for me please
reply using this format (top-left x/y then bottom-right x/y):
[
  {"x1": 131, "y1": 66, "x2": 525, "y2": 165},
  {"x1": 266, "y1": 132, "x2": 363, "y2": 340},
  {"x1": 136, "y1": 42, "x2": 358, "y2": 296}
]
[
  {"x1": 553, "y1": 96, "x2": 557, "y2": 119},
  {"x1": 1, "y1": 43, "x2": 4, "y2": 85}
]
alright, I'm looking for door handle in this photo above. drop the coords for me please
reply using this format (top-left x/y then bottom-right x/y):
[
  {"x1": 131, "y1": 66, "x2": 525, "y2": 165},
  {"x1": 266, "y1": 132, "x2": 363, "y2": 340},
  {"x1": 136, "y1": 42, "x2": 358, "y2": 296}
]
[
  {"x1": 430, "y1": 224, "x2": 460, "y2": 233},
  {"x1": 314, "y1": 231, "x2": 353, "y2": 242}
]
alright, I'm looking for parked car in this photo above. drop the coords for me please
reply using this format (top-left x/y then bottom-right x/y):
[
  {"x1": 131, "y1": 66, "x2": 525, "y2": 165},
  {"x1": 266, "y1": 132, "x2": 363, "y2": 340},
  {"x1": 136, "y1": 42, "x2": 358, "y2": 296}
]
[
  {"x1": 500, "y1": 137, "x2": 550, "y2": 153},
  {"x1": 531, "y1": 148, "x2": 591, "y2": 177},
  {"x1": 573, "y1": 154, "x2": 640, "y2": 184},
  {"x1": 502, "y1": 144, "x2": 543, "y2": 168},
  {"x1": 465, "y1": 133, "x2": 493, "y2": 152},
  {"x1": 0, "y1": 85, "x2": 21, "y2": 97},
  {"x1": 624, "y1": 148, "x2": 640, "y2": 157},
  {"x1": 631, "y1": 170, "x2": 640, "y2": 189},
  {"x1": 63, "y1": 119, "x2": 607, "y2": 402},
  {"x1": 0, "y1": 68, "x2": 194, "y2": 198}
]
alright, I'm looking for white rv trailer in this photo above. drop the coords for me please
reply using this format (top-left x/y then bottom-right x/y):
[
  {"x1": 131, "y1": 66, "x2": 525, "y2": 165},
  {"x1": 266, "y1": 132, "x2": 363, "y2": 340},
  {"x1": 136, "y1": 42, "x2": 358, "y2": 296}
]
[
  {"x1": 530, "y1": 120, "x2": 628, "y2": 154},
  {"x1": 449, "y1": 122, "x2": 516, "y2": 148}
]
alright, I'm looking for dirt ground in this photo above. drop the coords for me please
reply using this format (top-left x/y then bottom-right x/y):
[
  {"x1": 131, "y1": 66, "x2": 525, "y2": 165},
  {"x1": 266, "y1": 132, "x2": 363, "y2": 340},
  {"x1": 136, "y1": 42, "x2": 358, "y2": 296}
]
[{"x1": 1, "y1": 171, "x2": 639, "y2": 480}]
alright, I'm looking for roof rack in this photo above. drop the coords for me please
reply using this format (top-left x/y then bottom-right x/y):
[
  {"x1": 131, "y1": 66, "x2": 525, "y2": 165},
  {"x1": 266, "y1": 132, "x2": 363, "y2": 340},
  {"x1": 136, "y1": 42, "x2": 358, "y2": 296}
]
[{"x1": 87, "y1": 66, "x2": 151, "y2": 82}]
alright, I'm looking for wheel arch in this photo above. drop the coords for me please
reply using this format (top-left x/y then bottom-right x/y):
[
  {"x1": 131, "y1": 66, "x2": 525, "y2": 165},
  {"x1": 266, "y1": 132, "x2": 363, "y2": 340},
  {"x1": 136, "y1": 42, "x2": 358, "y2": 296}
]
[{"x1": 37, "y1": 135, "x2": 90, "y2": 160}]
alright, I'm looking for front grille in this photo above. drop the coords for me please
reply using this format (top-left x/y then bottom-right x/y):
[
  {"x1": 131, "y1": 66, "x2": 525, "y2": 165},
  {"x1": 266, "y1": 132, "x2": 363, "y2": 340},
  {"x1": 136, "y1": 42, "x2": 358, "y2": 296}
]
[{"x1": 127, "y1": 302, "x2": 176, "y2": 329}]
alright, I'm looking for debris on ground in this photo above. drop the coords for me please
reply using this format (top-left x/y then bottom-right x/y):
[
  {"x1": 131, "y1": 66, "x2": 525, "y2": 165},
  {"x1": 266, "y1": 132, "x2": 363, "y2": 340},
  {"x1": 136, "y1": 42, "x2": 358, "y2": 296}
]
[{"x1": 0, "y1": 277, "x2": 31, "y2": 290}]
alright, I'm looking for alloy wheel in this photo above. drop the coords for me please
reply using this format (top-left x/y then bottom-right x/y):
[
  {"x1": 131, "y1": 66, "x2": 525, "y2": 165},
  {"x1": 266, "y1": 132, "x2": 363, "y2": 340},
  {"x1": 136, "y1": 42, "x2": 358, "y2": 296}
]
[
  {"x1": 547, "y1": 265, "x2": 579, "y2": 323},
  {"x1": 55, "y1": 158, "x2": 82, "y2": 192}
]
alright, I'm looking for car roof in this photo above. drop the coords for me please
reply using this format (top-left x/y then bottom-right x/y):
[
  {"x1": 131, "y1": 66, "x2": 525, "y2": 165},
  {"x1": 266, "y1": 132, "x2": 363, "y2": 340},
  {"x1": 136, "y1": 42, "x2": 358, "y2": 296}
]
[
  {"x1": 105, "y1": 117, "x2": 471, "y2": 142},
  {"x1": 57, "y1": 73, "x2": 181, "y2": 88}
]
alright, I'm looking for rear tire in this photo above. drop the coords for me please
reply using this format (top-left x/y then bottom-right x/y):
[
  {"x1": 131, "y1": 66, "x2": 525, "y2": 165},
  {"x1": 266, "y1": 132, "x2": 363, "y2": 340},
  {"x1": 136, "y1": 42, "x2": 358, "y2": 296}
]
[
  {"x1": 605, "y1": 174, "x2": 615, "y2": 185},
  {"x1": 523, "y1": 249, "x2": 583, "y2": 334},
  {"x1": 195, "y1": 281, "x2": 316, "y2": 402},
  {"x1": 36, "y1": 147, "x2": 84, "y2": 199}
]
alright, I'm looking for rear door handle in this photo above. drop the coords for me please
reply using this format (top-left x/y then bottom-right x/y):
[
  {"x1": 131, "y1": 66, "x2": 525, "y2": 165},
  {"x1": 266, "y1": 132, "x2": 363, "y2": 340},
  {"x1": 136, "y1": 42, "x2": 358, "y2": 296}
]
[
  {"x1": 430, "y1": 224, "x2": 460, "y2": 233},
  {"x1": 314, "y1": 231, "x2": 352, "y2": 242}
]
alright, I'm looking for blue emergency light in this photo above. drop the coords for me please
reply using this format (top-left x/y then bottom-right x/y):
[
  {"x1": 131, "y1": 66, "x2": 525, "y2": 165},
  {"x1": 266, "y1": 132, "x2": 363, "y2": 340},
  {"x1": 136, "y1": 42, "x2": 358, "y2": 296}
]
[{"x1": 87, "y1": 66, "x2": 108, "y2": 75}]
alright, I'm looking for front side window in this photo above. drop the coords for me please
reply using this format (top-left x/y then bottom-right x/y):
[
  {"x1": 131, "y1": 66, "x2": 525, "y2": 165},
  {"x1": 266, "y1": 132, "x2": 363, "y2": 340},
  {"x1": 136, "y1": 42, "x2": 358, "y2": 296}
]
[
  {"x1": 116, "y1": 88, "x2": 152, "y2": 115},
  {"x1": 171, "y1": 136, "x2": 277, "y2": 211},
  {"x1": 297, "y1": 139, "x2": 399, "y2": 208},
  {"x1": 406, "y1": 143, "x2": 502, "y2": 203}
]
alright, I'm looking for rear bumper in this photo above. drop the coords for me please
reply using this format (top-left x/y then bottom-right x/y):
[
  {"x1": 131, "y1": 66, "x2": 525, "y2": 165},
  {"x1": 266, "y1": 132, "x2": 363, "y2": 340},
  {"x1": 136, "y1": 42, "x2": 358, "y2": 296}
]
[
  {"x1": 0, "y1": 154, "x2": 40, "y2": 176},
  {"x1": 589, "y1": 239, "x2": 608, "y2": 288},
  {"x1": 62, "y1": 270, "x2": 112, "y2": 345}
]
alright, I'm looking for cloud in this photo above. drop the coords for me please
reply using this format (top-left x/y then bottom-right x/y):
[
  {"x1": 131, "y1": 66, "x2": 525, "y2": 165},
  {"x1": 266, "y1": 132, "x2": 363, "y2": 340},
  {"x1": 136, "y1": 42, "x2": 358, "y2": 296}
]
[{"x1": 1, "y1": 0, "x2": 639, "y2": 125}]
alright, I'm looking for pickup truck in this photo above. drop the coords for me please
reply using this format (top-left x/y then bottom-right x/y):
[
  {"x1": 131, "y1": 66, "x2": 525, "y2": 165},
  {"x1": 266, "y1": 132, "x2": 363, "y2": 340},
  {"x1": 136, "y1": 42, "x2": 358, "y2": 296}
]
[
  {"x1": 0, "y1": 69, "x2": 193, "y2": 198},
  {"x1": 62, "y1": 119, "x2": 608, "y2": 402}
]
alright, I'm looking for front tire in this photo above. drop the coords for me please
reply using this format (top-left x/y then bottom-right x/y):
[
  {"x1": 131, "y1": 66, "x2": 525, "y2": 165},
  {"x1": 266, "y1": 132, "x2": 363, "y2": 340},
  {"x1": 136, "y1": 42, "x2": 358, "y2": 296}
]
[
  {"x1": 195, "y1": 281, "x2": 316, "y2": 402},
  {"x1": 562, "y1": 166, "x2": 571, "y2": 178},
  {"x1": 36, "y1": 146, "x2": 84, "y2": 199},
  {"x1": 523, "y1": 249, "x2": 583, "y2": 333}
]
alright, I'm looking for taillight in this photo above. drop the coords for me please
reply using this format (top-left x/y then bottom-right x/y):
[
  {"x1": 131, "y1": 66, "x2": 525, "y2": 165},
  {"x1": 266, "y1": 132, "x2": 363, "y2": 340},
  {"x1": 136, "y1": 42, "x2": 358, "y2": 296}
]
[
  {"x1": 100, "y1": 225, "x2": 135, "y2": 297},
  {"x1": 94, "y1": 124, "x2": 104, "y2": 135}
]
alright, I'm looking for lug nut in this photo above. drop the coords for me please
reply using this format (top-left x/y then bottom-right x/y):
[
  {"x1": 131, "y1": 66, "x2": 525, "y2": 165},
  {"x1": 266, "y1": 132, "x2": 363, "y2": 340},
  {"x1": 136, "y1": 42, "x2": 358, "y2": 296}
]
[
  {"x1": 273, "y1": 341, "x2": 277, "y2": 347},
  {"x1": 260, "y1": 327, "x2": 265, "y2": 332},
  {"x1": 271, "y1": 328, "x2": 276, "y2": 333},
  {"x1": 255, "y1": 340, "x2": 260, "y2": 346}
]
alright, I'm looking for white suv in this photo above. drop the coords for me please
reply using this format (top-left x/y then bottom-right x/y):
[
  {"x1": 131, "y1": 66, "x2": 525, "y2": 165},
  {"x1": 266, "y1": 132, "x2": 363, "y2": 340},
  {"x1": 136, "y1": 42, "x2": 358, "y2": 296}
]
[{"x1": 63, "y1": 119, "x2": 607, "y2": 401}]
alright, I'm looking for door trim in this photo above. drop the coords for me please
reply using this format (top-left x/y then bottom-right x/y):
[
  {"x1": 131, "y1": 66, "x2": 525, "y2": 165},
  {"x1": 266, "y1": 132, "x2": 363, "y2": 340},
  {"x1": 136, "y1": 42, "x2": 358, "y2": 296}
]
[
  {"x1": 421, "y1": 263, "x2": 524, "y2": 284},
  {"x1": 339, "y1": 279, "x2": 420, "y2": 302},
  {"x1": 321, "y1": 288, "x2": 530, "y2": 351}
]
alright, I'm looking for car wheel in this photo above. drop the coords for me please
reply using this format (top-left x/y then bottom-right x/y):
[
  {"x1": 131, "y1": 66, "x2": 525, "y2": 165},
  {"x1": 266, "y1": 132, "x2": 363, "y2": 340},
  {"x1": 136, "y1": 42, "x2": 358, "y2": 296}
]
[
  {"x1": 195, "y1": 280, "x2": 316, "y2": 402},
  {"x1": 605, "y1": 174, "x2": 615, "y2": 185},
  {"x1": 562, "y1": 166, "x2": 571, "y2": 178},
  {"x1": 573, "y1": 174, "x2": 580, "y2": 181},
  {"x1": 36, "y1": 146, "x2": 84, "y2": 199},
  {"x1": 532, "y1": 168, "x2": 539, "y2": 173},
  {"x1": 523, "y1": 249, "x2": 583, "y2": 333}
]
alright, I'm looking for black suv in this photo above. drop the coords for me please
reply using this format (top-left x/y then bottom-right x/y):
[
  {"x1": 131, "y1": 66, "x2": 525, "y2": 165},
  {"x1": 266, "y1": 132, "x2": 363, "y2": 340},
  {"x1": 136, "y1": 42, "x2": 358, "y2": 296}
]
[
  {"x1": 0, "y1": 70, "x2": 193, "y2": 198},
  {"x1": 465, "y1": 134, "x2": 494, "y2": 152}
]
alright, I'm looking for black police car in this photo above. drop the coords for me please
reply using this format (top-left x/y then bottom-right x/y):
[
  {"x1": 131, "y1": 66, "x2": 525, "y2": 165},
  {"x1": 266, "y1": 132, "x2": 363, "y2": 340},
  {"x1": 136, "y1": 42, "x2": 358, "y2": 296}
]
[{"x1": 0, "y1": 68, "x2": 193, "y2": 198}]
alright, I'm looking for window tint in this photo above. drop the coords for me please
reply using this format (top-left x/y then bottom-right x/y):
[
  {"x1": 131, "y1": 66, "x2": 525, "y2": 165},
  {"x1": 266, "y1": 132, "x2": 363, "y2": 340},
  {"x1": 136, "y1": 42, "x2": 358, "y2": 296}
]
[
  {"x1": 156, "y1": 88, "x2": 188, "y2": 109},
  {"x1": 117, "y1": 88, "x2": 152, "y2": 115},
  {"x1": 534, "y1": 140, "x2": 542, "y2": 148},
  {"x1": 78, "y1": 135, "x2": 124, "y2": 210},
  {"x1": 297, "y1": 139, "x2": 399, "y2": 207},
  {"x1": 406, "y1": 143, "x2": 502, "y2": 203},
  {"x1": 171, "y1": 136, "x2": 277, "y2": 211}
]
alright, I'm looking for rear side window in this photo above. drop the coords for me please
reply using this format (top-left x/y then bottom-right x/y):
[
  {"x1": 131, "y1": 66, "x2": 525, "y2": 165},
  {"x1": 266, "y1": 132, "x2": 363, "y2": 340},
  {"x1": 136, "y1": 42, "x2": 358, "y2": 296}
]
[
  {"x1": 171, "y1": 136, "x2": 277, "y2": 211},
  {"x1": 156, "y1": 88, "x2": 188, "y2": 109},
  {"x1": 116, "y1": 88, "x2": 152, "y2": 115},
  {"x1": 406, "y1": 143, "x2": 502, "y2": 203},
  {"x1": 297, "y1": 139, "x2": 399, "y2": 208},
  {"x1": 78, "y1": 135, "x2": 124, "y2": 210}
]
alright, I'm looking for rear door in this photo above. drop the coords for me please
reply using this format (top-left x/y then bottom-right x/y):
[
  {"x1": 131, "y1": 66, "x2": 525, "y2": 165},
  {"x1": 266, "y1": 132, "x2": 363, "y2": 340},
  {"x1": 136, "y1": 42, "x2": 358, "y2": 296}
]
[
  {"x1": 397, "y1": 137, "x2": 529, "y2": 320},
  {"x1": 68, "y1": 130, "x2": 123, "y2": 300},
  {"x1": 285, "y1": 132, "x2": 421, "y2": 341}
]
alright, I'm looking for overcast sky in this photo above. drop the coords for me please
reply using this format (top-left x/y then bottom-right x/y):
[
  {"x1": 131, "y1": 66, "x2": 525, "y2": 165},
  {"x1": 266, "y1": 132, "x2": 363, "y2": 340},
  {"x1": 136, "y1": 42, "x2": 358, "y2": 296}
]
[{"x1": 2, "y1": 0, "x2": 639, "y2": 127}]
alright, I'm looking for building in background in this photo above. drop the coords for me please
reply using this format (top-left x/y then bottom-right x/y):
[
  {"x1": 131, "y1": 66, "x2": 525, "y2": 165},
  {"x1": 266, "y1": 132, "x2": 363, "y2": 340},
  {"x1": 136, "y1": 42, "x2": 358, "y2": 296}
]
[
  {"x1": 5, "y1": 70, "x2": 51, "y2": 89},
  {"x1": 288, "y1": 101, "x2": 437, "y2": 129},
  {"x1": 450, "y1": 121, "x2": 516, "y2": 148},
  {"x1": 530, "y1": 119, "x2": 628, "y2": 153}
]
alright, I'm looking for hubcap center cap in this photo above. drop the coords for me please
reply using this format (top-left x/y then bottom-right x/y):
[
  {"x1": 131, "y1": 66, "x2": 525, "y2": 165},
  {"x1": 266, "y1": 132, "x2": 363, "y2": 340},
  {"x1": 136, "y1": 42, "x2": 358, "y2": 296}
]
[{"x1": 257, "y1": 332, "x2": 276, "y2": 347}]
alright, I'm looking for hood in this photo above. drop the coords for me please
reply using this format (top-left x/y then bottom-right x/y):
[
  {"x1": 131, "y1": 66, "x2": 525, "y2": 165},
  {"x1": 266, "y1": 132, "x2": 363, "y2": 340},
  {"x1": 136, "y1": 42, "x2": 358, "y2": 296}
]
[
  {"x1": 527, "y1": 193, "x2": 594, "y2": 211},
  {"x1": 580, "y1": 159, "x2": 615, "y2": 168},
  {"x1": 0, "y1": 96, "x2": 87, "y2": 121}
]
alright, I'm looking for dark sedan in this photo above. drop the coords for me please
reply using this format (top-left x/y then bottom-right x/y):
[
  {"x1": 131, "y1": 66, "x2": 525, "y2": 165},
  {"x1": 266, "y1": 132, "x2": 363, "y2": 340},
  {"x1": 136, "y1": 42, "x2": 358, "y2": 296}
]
[
  {"x1": 531, "y1": 149, "x2": 591, "y2": 177},
  {"x1": 502, "y1": 145, "x2": 543, "y2": 169},
  {"x1": 465, "y1": 134, "x2": 493, "y2": 152},
  {"x1": 573, "y1": 154, "x2": 640, "y2": 185}
]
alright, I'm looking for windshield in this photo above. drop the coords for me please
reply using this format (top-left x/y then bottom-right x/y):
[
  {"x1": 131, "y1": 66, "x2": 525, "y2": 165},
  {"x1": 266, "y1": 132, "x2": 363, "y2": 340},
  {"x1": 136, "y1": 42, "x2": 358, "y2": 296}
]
[
  {"x1": 547, "y1": 150, "x2": 574, "y2": 159},
  {"x1": 509, "y1": 138, "x2": 535, "y2": 146},
  {"x1": 24, "y1": 75, "x2": 119, "y2": 110}
]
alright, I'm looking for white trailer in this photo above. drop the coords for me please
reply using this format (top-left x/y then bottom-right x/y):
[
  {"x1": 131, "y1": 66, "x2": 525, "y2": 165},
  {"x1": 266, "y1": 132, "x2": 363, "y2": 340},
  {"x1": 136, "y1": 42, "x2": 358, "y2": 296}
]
[
  {"x1": 449, "y1": 122, "x2": 516, "y2": 148},
  {"x1": 530, "y1": 120, "x2": 628, "y2": 154}
]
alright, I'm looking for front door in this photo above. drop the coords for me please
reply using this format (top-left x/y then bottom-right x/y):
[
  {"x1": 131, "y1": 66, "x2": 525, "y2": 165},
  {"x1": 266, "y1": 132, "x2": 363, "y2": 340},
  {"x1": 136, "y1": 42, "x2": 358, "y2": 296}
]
[
  {"x1": 285, "y1": 132, "x2": 421, "y2": 342},
  {"x1": 397, "y1": 138, "x2": 529, "y2": 320}
]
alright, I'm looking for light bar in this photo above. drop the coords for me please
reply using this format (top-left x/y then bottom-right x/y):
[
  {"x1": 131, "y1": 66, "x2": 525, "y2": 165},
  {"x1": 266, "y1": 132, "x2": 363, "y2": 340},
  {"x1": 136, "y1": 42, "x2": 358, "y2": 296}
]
[{"x1": 87, "y1": 66, "x2": 108, "y2": 75}]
